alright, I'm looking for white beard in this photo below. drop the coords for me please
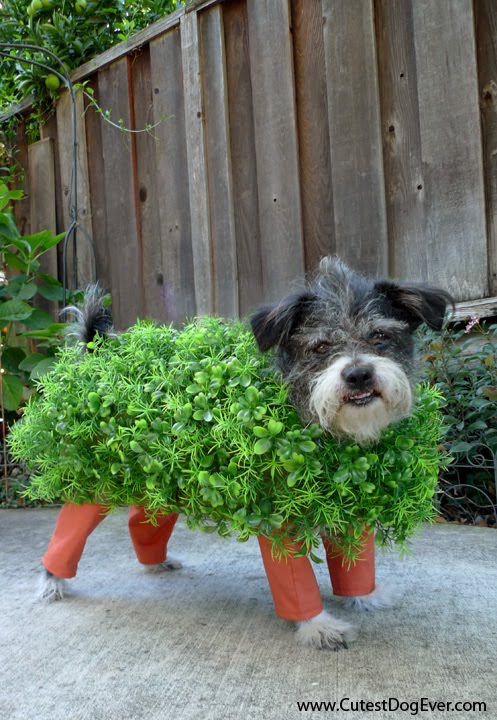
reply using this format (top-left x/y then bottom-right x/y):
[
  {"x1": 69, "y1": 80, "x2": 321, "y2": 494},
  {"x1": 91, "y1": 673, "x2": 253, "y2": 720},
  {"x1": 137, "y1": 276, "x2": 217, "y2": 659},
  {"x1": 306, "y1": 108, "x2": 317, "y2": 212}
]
[{"x1": 308, "y1": 354, "x2": 413, "y2": 444}]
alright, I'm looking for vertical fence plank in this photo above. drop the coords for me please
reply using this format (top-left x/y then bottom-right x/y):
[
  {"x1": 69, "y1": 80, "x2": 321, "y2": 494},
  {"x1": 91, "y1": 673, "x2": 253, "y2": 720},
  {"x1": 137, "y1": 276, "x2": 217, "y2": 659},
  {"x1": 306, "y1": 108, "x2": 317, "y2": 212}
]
[
  {"x1": 181, "y1": 11, "x2": 214, "y2": 315},
  {"x1": 223, "y1": 0, "x2": 263, "y2": 316},
  {"x1": 475, "y1": 0, "x2": 497, "y2": 297},
  {"x1": 322, "y1": 0, "x2": 387, "y2": 276},
  {"x1": 56, "y1": 90, "x2": 95, "y2": 288},
  {"x1": 28, "y1": 139, "x2": 56, "y2": 235},
  {"x1": 40, "y1": 113, "x2": 65, "y2": 242},
  {"x1": 376, "y1": 0, "x2": 427, "y2": 280},
  {"x1": 199, "y1": 5, "x2": 238, "y2": 317},
  {"x1": 97, "y1": 58, "x2": 142, "y2": 328},
  {"x1": 11, "y1": 120, "x2": 31, "y2": 236},
  {"x1": 28, "y1": 138, "x2": 58, "y2": 316},
  {"x1": 409, "y1": 0, "x2": 486, "y2": 300},
  {"x1": 128, "y1": 48, "x2": 164, "y2": 321},
  {"x1": 246, "y1": 0, "x2": 304, "y2": 302},
  {"x1": 150, "y1": 28, "x2": 197, "y2": 324},
  {"x1": 291, "y1": 0, "x2": 335, "y2": 272},
  {"x1": 84, "y1": 76, "x2": 111, "y2": 294}
]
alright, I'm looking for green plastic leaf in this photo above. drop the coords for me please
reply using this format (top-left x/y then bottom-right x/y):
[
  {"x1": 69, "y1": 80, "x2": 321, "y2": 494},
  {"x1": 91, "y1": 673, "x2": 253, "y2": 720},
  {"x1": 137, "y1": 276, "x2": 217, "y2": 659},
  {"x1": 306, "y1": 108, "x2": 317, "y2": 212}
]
[{"x1": 254, "y1": 438, "x2": 272, "y2": 454}]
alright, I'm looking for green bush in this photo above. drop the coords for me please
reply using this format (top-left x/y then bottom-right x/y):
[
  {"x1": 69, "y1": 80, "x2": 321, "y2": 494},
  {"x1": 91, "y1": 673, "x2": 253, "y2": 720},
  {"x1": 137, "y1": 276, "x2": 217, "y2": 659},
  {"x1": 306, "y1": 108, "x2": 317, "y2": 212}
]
[
  {"x1": 0, "y1": 180, "x2": 67, "y2": 413},
  {"x1": 9, "y1": 316, "x2": 448, "y2": 559},
  {"x1": 420, "y1": 319, "x2": 497, "y2": 523},
  {"x1": 0, "y1": 0, "x2": 185, "y2": 115}
]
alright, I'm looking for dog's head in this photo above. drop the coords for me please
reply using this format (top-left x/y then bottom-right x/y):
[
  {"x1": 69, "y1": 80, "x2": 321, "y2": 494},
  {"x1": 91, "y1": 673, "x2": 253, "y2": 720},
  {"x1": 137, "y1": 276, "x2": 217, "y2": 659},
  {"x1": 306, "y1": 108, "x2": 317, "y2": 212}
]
[{"x1": 251, "y1": 256, "x2": 453, "y2": 444}]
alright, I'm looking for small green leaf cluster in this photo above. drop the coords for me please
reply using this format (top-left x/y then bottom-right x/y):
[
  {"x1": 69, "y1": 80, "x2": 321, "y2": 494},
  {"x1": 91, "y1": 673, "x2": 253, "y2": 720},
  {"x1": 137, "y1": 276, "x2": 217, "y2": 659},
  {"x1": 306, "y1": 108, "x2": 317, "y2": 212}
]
[
  {"x1": 0, "y1": 180, "x2": 67, "y2": 412},
  {"x1": 0, "y1": 0, "x2": 185, "y2": 117},
  {"x1": 419, "y1": 320, "x2": 497, "y2": 519},
  {"x1": 9, "y1": 316, "x2": 448, "y2": 559}
]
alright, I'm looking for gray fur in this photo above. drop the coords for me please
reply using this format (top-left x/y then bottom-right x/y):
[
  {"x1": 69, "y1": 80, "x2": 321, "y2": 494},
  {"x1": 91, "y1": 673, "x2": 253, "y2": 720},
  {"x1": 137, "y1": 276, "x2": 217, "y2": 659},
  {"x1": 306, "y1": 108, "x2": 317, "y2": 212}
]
[{"x1": 251, "y1": 256, "x2": 452, "y2": 443}]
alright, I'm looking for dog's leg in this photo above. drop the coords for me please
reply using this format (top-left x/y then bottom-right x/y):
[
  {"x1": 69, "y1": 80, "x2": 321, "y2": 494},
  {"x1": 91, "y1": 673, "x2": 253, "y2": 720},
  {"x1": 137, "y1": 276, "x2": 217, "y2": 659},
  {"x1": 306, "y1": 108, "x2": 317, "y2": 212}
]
[
  {"x1": 295, "y1": 610, "x2": 357, "y2": 650},
  {"x1": 258, "y1": 536, "x2": 356, "y2": 649},
  {"x1": 37, "y1": 568, "x2": 68, "y2": 602},
  {"x1": 142, "y1": 556, "x2": 183, "y2": 573},
  {"x1": 323, "y1": 530, "x2": 399, "y2": 611},
  {"x1": 339, "y1": 583, "x2": 399, "y2": 611}
]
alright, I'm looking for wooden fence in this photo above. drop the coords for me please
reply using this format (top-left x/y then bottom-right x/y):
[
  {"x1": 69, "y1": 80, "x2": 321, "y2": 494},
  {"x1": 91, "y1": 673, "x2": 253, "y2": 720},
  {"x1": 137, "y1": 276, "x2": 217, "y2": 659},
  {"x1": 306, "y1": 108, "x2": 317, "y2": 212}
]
[{"x1": 7, "y1": 0, "x2": 497, "y2": 328}]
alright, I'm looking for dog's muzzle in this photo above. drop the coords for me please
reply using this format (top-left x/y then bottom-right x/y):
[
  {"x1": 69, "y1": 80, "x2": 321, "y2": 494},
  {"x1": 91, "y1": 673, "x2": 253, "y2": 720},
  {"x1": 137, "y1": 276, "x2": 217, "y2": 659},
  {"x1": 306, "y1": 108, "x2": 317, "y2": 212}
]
[{"x1": 309, "y1": 355, "x2": 413, "y2": 444}]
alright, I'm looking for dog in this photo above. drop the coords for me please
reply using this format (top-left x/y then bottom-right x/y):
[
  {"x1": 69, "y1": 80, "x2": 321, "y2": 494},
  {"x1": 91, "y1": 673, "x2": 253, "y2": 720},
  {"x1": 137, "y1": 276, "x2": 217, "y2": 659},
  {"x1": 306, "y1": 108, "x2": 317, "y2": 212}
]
[{"x1": 35, "y1": 256, "x2": 452, "y2": 649}]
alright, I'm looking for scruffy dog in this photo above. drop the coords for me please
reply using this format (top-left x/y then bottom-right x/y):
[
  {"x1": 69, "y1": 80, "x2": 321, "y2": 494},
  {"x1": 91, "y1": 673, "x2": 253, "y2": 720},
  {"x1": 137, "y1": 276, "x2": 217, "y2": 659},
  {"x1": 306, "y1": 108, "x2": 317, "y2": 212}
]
[{"x1": 36, "y1": 257, "x2": 452, "y2": 649}]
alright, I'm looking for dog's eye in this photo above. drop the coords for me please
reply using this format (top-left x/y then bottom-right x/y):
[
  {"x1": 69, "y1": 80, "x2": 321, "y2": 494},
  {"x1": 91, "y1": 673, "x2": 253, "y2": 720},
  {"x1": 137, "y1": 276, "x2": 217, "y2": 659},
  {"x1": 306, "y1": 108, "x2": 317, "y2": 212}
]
[
  {"x1": 312, "y1": 341, "x2": 332, "y2": 355},
  {"x1": 371, "y1": 330, "x2": 389, "y2": 346}
]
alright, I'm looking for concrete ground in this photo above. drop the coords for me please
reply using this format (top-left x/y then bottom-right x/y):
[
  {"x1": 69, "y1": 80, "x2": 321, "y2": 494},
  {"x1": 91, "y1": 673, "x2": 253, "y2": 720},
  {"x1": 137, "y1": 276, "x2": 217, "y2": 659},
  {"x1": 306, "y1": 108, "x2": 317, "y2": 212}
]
[{"x1": 1, "y1": 508, "x2": 496, "y2": 720}]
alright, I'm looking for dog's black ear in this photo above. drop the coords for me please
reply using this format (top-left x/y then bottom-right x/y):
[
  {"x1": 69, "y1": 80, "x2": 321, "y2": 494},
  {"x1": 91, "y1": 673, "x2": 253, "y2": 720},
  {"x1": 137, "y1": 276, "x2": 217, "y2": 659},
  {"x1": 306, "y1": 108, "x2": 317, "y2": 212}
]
[
  {"x1": 376, "y1": 281, "x2": 454, "y2": 331},
  {"x1": 250, "y1": 292, "x2": 315, "y2": 352}
]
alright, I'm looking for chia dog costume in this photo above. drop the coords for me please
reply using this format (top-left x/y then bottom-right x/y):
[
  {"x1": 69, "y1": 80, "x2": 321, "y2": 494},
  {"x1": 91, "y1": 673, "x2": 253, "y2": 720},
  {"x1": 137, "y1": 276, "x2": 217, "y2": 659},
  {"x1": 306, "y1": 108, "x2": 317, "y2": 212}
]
[{"x1": 10, "y1": 257, "x2": 452, "y2": 649}]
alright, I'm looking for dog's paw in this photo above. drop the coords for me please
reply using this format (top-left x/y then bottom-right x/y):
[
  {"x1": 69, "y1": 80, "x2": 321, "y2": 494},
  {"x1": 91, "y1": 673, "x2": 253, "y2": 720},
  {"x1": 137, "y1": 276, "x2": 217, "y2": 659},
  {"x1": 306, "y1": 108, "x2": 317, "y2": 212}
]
[
  {"x1": 339, "y1": 583, "x2": 400, "y2": 612},
  {"x1": 143, "y1": 556, "x2": 183, "y2": 573},
  {"x1": 36, "y1": 568, "x2": 67, "y2": 603},
  {"x1": 295, "y1": 610, "x2": 357, "y2": 651}
]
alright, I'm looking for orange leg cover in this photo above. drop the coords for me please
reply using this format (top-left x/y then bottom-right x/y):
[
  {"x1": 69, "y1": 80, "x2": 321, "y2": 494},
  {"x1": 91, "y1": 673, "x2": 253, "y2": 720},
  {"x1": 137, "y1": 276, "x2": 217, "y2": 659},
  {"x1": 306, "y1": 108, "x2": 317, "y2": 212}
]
[
  {"x1": 258, "y1": 529, "x2": 376, "y2": 621},
  {"x1": 258, "y1": 536, "x2": 323, "y2": 621},
  {"x1": 127, "y1": 506, "x2": 179, "y2": 565},
  {"x1": 42, "y1": 503, "x2": 179, "y2": 578},
  {"x1": 323, "y1": 529, "x2": 376, "y2": 597}
]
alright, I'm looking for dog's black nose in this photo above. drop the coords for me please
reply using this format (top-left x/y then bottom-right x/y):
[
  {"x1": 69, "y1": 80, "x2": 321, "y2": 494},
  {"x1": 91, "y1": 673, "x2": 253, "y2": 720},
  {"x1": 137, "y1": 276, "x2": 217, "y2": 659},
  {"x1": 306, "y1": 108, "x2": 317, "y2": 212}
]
[{"x1": 341, "y1": 365, "x2": 375, "y2": 390}]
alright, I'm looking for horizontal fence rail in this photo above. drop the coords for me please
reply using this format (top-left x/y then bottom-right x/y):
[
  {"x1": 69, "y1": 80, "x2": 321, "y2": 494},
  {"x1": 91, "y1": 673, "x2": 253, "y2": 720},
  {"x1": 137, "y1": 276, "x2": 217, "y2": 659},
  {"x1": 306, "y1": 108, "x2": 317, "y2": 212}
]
[{"x1": 5, "y1": 0, "x2": 497, "y2": 328}]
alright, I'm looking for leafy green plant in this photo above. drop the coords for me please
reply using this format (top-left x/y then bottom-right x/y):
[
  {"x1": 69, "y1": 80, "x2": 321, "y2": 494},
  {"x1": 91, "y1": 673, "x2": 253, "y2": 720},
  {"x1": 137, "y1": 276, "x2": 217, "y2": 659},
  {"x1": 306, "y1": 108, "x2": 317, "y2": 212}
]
[
  {"x1": 0, "y1": 180, "x2": 67, "y2": 412},
  {"x1": 0, "y1": 0, "x2": 185, "y2": 115},
  {"x1": 9, "y1": 316, "x2": 448, "y2": 560},
  {"x1": 419, "y1": 319, "x2": 497, "y2": 523}
]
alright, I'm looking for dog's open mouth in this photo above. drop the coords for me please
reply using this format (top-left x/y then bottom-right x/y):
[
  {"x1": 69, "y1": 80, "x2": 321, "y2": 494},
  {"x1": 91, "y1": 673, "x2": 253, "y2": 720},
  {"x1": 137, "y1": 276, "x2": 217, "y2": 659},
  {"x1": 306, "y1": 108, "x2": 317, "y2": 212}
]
[{"x1": 344, "y1": 390, "x2": 381, "y2": 407}]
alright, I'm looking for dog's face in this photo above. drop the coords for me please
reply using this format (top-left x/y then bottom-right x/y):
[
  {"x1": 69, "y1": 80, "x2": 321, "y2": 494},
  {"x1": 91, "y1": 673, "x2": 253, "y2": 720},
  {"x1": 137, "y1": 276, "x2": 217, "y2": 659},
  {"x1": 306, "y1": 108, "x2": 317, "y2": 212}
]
[{"x1": 251, "y1": 257, "x2": 452, "y2": 444}]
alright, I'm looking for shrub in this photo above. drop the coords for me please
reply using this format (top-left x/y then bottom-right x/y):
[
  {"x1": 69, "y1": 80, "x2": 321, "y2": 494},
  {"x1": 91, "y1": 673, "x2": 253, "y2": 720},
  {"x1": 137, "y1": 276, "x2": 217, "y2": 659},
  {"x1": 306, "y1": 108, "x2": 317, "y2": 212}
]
[
  {"x1": 0, "y1": 180, "x2": 68, "y2": 416},
  {"x1": 419, "y1": 319, "x2": 497, "y2": 525},
  {"x1": 9, "y1": 316, "x2": 448, "y2": 559},
  {"x1": 0, "y1": 0, "x2": 185, "y2": 116}
]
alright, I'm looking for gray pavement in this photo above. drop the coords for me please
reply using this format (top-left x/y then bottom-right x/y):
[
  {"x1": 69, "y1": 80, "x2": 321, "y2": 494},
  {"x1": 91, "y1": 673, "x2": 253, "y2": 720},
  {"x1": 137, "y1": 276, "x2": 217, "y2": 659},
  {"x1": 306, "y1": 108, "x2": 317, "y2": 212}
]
[{"x1": 1, "y1": 508, "x2": 496, "y2": 720}]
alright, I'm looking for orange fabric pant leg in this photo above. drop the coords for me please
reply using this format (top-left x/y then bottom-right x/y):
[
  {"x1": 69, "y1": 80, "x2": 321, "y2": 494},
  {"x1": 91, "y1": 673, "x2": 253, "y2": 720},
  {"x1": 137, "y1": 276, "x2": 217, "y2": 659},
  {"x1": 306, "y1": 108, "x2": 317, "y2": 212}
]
[
  {"x1": 258, "y1": 536, "x2": 323, "y2": 621},
  {"x1": 323, "y1": 529, "x2": 376, "y2": 597},
  {"x1": 127, "y1": 506, "x2": 179, "y2": 565},
  {"x1": 42, "y1": 503, "x2": 179, "y2": 578},
  {"x1": 258, "y1": 530, "x2": 376, "y2": 621}
]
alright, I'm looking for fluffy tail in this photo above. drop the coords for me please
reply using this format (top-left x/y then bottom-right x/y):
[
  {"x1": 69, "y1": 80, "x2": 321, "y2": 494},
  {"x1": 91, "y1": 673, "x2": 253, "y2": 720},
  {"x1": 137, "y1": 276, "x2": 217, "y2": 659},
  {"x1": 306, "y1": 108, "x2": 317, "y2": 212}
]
[{"x1": 64, "y1": 285, "x2": 114, "y2": 347}]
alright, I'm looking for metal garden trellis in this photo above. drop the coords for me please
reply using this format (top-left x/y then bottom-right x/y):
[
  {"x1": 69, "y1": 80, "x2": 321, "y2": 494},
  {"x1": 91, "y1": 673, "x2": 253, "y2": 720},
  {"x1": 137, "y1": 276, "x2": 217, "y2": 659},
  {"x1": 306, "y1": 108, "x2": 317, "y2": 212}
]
[
  {"x1": 0, "y1": 42, "x2": 96, "y2": 297},
  {"x1": 437, "y1": 441, "x2": 497, "y2": 526},
  {"x1": 0, "y1": 43, "x2": 96, "y2": 501}
]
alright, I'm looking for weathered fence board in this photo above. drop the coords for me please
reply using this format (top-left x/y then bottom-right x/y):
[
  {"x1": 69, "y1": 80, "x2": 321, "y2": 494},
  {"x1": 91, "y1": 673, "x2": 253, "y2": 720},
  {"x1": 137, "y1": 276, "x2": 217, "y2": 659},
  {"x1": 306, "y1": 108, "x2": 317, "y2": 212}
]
[
  {"x1": 128, "y1": 47, "x2": 163, "y2": 321},
  {"x1": 28, "y1": 139, "x2": 56, "y2": 236},
  {"x1": 97, "y1": 58, "x2": 142, "y2": 328},
  {"x1": 291, "y1": 0, "x2": 335, "y2": 272},
  {"x1": 376, "y1": 0, "x2": 427, "y2": 281},
  {"x1": 181, "y1": 10, "x2": 214, "y2": 315},
  {"x1": 150, "y1": 28, "x2": 197, "y2": 324},
  {"x1": 410, "y1": 0, "x2": 487, "y2": 300},
  {"x1": 28, "y1": 138, "x2": 58, "y2": 315},
  {"x1": 223, "y1": 0, "x2": 263, "y2": 316},
  {"x1": 322, "y1": 0, "x2": 388, "y2": 276},
  {"x1": 199, "y1": 5, "x2": 239, "y2": 317},
  {"x1": 56, "y1": 90, "x2": 94, "y2": 289},
  {"x1": 246, "y1": 0, "x2": 304, "y2": 302},
  {"x1": 84, "y1": 77, "x2": 111, "y2": 298},
  {"x1": 475, "y1": 0, "x2": 497, "y2": 297},
  {"x1": 6, "y1": 0, "x2": 497, "y2": 324}
]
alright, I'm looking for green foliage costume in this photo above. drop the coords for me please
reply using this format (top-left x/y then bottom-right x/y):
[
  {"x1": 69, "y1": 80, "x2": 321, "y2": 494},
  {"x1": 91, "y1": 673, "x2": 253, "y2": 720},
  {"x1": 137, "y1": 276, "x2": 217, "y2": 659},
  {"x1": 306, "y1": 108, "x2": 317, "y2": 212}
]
[{"x1": 9, "y1": 317, "x2": 447, "y2": 559}]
